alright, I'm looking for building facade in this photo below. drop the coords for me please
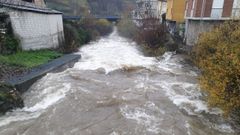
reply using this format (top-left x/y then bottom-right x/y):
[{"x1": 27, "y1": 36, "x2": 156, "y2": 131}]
[
  {"x1": 166, "y1": 0, "x2": 186, "y2": 23},
  {"x1": 185, "y1": 0, "x2": 240, "y2": 47},
  {"x1": 133, "y1": 0, "x2": 167, "y2": 21},
  {"x1": 0, "y1": 0, "x2": 64, "y2": 50},
  {"x1": 158, "y1": 0, "x2": 167, "y2": 20},
  {"x1": 165, "y1": 0, "x2": 186, "y2": 37}
]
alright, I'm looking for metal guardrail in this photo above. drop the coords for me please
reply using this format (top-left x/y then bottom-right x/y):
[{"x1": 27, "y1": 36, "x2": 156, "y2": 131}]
[{"x1": 63, "y1": 16, "x2": 121, "y2": 21}]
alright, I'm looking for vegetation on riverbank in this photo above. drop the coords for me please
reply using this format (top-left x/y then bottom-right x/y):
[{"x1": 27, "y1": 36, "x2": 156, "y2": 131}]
[
  {"x1": 117, "y1": 19, "x2": 138, "y2": 39},
  {"x1": 0, "y1": 50, "x2": 62, "y2": 68},
  {"x1": 0, "y1": 83, "x2": 23, "y2": 114},
  {"x1": 0, "y1": 20, "x2": 20, "y2": 55},
  {"x1": 192, "y1": 21, "x2": 240, "y2": 122},
  {"x1": 1, "y1": 17, "x2": 113, "y2": 81},
  {"x1": 117, "y1": 18, "x2": 175, "y2": 57},
  {"x1": 0, "y1": 50, "x2": 63, "y2": 82},
  {"x1": 61, "y1": 18, "x2": 113, "y2": 53}
]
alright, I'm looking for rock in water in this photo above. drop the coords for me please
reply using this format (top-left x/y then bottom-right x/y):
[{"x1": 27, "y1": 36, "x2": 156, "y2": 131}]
[{"x1": 0, "y1": 83, "x2": 24, "y2": 114}]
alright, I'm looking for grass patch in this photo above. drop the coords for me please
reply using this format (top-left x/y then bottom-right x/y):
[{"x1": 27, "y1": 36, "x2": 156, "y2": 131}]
[{"x1": 0, "y1": 50, "x2": 63, "y2": 68}]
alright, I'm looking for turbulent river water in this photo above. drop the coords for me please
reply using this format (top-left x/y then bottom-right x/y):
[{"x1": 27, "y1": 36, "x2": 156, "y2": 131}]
[{"x1": 0, "y1": 29, "x2": 237, "y2": 135}]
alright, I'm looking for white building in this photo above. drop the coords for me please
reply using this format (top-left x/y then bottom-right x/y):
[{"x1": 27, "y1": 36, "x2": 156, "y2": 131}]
[
  {"x1": 133, "y1": 0, "x2": 167, "y2": 21},
  {"x1": 0, "y1": 0, "x2": 64, "y2": 50}
]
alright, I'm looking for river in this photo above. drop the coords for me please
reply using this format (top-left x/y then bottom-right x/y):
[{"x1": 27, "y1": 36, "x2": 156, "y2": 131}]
[{"x1": 0, "y1": 29, "x2": 237, "y2": 135}]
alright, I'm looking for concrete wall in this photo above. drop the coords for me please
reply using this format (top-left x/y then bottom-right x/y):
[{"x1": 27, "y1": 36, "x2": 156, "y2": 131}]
[
  {"x1": 135, "y1": 0, "x2": 162, "y2": 19},
  {"x1": 8, "y1": 10, "x2": 64, "y2": 50},
  {"x1": 185, "y1": 20, "x2": 222, "y2": 46}
]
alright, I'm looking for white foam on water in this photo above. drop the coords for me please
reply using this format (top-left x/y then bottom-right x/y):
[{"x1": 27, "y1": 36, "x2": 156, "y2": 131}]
[
  {"x1": 24, "y1": 83, "x2": 71, "y2": 112},
  {"x1": 0, "y1": 27, "x2": 235, "y2": 134},
  {"x1": 214, "y1": 124, "x2": 234, "y2": 133},
  {"x1": 157, "y1": 52, "x2": 182, "y2": 72},
  {"x1": 72, "y1": 28, "x2": 234, "y2": 134},
  {"x1": 185, "y1": 121, "x2": 191, "y2": 135},
  {"x1": 110, "y1": 131, "x2": 120, "y2": 135},
  {"x1": 0, "y1": 83, "x2": 71, "y2": 127},
  {"x1": 0, "y1": 110, "x2": 42, "y2": 128},
  {"x1": 120, "y1": 106, "x2": 161, "y2": 134},
  {"x1": 159, "y1": 81, "x2": 222, "y2": 115},
  {"x1": 120, "y1": 101, "x2": 166, "y2": 134},
  {"x1": 157, "y1": 81, "x2": 234, "y2": 133},
  {"x1": 73, "y1": 28, "x2": 156, "y2": 73}
]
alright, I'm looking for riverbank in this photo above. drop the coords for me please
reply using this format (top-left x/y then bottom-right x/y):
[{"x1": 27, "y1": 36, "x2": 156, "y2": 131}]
[
  {"x1": 0, "y1": 50, "x2": 63, "y2": 83},
  {"x1": 6, "y1": 54, "x2": 81, "y2": 93},
  {"x1": 0, "y1": 52, "x2": 81, "y2": 114},
  {"x1": 117, "y1": 19, "x2": 179, "y2": 57},
  {"x1": 0, "y1": 18, "x2": 114, "y2": 114}
]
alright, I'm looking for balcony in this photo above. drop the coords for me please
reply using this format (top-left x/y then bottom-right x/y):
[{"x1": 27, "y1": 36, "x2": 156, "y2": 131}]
[{"x1": 186, "y1": 8, "x2": 240, "y2": 21}]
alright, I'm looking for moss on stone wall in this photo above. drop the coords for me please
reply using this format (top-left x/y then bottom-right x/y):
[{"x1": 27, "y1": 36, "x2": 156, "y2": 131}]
[{"x1": 0, "y1": 83, "x2": 24, "y2": 114}]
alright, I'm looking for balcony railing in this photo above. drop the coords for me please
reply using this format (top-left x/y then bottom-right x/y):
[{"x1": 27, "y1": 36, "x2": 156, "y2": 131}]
[{"x1": 186, "y1": 8, "x2": 240, "y2": 20}]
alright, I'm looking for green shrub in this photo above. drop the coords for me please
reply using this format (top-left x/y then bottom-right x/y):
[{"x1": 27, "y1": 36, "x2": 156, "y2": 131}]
[
  {"x1": 192, "y1": 21, "x2": 240, "y2": 116},
  {"x1": 79, "y1": 18, "x2": 113, "y2": 39},
  {"x1": 77, "y1": 28, "x2": 91, "y2": 45},
  {"x1": 0, "y1": 83, "x2": 24, "y2": 114},
  {"x1": 0, "y1": 35, "x2": 20, "y2": 55},
  {"x1": 117, "y1": 19, "x2": 138, "y2": 39},
  {"x1": 117, "y1": 18, "x2": 168, "y2": 56},
  {"x1": 141, "y1": 45, "x2": 166, "y2": 57},
  {"x1": 61, "y1": 19, "x2": 113, "y2": 53},
  {"x1": 95, "y1": 19, "x2": 113, "y2": 36},
  {"x1": 0, "y1": 50, "x2": 62, "y2": 68},
  {"x1": 60, "y1": 23, "x2": 80, "y2": 53}
]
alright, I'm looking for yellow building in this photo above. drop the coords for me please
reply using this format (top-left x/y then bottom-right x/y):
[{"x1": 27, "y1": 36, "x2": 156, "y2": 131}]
[{"x1": 166, "y1": 0, "x2": 186, "y2": 23}]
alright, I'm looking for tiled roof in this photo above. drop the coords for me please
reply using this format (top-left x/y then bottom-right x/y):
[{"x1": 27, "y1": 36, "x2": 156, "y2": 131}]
[{"x1": 0, "y1": 0, "x2": 62, "y2": 14}]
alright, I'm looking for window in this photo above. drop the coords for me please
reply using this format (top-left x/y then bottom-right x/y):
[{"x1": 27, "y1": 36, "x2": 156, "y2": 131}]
[{"x1": 211, "y1": 0, "x2": 224, "y2": 18}]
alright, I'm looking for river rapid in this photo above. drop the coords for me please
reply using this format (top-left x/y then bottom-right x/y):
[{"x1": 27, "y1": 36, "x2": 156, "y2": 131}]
[{"x1": 0, "y1": 29, "x2": 237, "y2": 135}]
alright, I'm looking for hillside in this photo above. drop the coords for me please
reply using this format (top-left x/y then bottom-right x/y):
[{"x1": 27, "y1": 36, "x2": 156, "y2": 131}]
[
  {"x1": 46, "y1": 0, "x2": 89, "y2": 16},
  {"x1": 45, "y1": 0, "x2": 136, "y2": 16}
]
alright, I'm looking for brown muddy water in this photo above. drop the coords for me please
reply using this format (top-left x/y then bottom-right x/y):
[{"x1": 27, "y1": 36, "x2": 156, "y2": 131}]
[{"x1": 0, "y1": 29, "x2": 237, "y2": 135}]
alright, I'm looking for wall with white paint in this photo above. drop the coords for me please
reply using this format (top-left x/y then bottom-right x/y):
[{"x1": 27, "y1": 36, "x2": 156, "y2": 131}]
[
  {"x1": 211, "y1": 0, "x2": 224, "y2": 19},
  {"x1": 232, "y1": 0, "x2": 240, "y2": 17},
  {"x1": 134, "y1": 0, "x2": 163, "y2": 19},
  {"x1": 8, "y1": 10, "x2": 64, "y2": 50}
]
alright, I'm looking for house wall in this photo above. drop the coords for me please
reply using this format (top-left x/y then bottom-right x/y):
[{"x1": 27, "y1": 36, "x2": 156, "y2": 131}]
[
  {"x1": 135, "y1": 0, "x2": 162, "y2": 19},
  {"x1": 158, "y1": 1, "x2": 167, "y2": 17},
  {"x1": 166, "y1": 0, "x2": 186, "y2": 22},
  {"x1": 166, "y1": 0, "x2": 173, "y2": 20},
  {"x1": 232, "y1": 0, "x2": 240, "y2": 17},
  {"x1": 186, "y1": 0, "x2": 240, "y2": 19},
  {"x1": 211, "y1": 0, "x2": 225, "y2": 18},
  {"x1": 8, "y1": 10, "x2": 64, "y2": 50},
  {"x1": 185, "y1": 0, "x2": 240, "y2": 48},
  {"x1": 185, "y1": 20, "x2": 222, "y2": 46}
]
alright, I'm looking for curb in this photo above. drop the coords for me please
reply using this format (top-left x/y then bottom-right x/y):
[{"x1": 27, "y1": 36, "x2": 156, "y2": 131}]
[{"x1": 5, "y1": 54, "x2": 81, "y2": 93}]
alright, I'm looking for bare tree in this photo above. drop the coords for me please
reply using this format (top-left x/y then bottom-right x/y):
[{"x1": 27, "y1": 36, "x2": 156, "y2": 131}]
[{"x1": 134, "y1": 0, "x2": 166, "y2": 48}]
